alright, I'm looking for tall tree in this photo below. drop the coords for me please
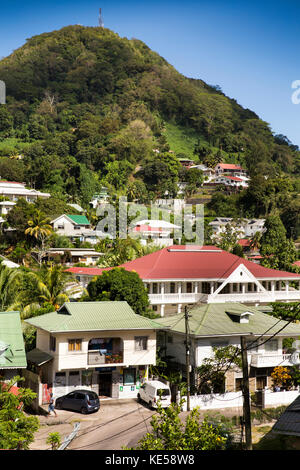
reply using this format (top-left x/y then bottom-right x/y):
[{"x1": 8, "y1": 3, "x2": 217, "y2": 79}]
[
  {"x1": 86, "y1": 267, "x2": 150, "y2": 316},
  {"x1": 25, "y1": 210, "x2": 53, "y2": 265}
]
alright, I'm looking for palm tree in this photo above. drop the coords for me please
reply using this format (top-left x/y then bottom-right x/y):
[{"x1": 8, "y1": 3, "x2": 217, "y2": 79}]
[
  {"x1": 97, "y1": 237, "x2": 159, "y2": 267},
  {"x1": 0, "y1": 263, "x2": 22, "y2": 311},
  {"x1": 25, "y1": 210, "x2": 53, "y2": 265},
  {"x1": 19, "y1": 264, "x2": 72, "y2": 318},
  {"x1": 249, "y1": 231, "x2": 262, "y2": 252}
]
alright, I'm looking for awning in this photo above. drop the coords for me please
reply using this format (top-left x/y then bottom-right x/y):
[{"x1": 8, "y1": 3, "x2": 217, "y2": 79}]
[{"x1": 26, "y1": 348, "x2": 53, "y2": 366}]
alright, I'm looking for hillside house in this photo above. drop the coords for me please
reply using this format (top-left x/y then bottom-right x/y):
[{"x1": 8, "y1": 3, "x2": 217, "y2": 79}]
[
  {"x1": 40, "y1": 248, "x2": 103, "y2": 266},
  {"x1": 130, "y1": 219, "x2": 181, "y2": 247},
  {"x1": 214, "y1": 175, "x2": 249, "y2": 189},
  {"x1": 215, "y1": 163, "x2": 248, "y2": 177},
  {"x1": 0, "y1": 181, "x2": 50, "y2": 202},
  {"x1": 209, "y1": 218, "x2": 265, "y2": 239}
]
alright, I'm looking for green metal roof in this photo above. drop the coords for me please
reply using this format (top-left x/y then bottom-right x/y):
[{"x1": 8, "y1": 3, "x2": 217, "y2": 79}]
[
  {"x1": 26, "y1": 348, "x2": 53, "y2": 366},
  {"x1": 66, "y1": 214, "x2": 90, "y2": 225},
  {"x1": 156, "y1": 303, "x2": 300, "y2": 338},
  {"x1": 25, "y1": 301, "x2": 163, "y2": 333},
  {"x1": 0, "y1": 311, "x2": 27, "y2": 369}
]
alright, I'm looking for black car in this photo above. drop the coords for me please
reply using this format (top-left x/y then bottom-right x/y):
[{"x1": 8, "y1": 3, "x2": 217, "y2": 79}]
[{"x1": 55, "y1": 390, "x2": 100, "y2": 414}]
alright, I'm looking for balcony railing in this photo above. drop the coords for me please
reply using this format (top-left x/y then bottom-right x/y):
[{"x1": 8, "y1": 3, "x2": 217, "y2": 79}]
[
  {"x1": 250, "y1": 352, "x2": 300, "y2": 368},
  {"x1": 88, "y1": 350, "x2": 123, "y2": 366},
  {"x1": 148, "y1": 290, "x2": 300, "y2": 304}
]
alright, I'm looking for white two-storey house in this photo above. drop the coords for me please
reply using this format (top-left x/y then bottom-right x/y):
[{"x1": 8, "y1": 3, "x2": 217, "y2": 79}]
[
  {"x1": 25, "y1": 301, "x2": 162, "y2": 402},
  {"x1": 66, "y1": 245, "x2": 300, "y2": 316}
]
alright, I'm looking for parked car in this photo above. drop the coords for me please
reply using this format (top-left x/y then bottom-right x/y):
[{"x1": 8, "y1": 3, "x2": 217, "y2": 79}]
[
  {"x1": 137, "y1": 380, "x2": 171, "y2": 409},
  {"x1": 55, "y1": 390, "x2": 100, "y2": 414}
]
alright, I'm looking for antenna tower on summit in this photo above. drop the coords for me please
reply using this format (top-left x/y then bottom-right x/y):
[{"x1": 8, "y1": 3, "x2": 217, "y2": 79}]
[{"x1": 99, "y1": 8, "x2": 104, "y2": 27}]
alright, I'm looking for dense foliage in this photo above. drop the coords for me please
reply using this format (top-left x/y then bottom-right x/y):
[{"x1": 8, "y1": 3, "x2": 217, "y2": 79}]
[
  {"x1": 85, "y1": 267, "x2": 151, "y2": 316},
  {"x1": 127, "y1": 400, "x2": 229, "y2": 450},
  {"x1": 0, "y1": 25, "x2": 298, "y2": 213},
  {"x1": 0, "y1": 376, "x2": 39, "y2": 450}
]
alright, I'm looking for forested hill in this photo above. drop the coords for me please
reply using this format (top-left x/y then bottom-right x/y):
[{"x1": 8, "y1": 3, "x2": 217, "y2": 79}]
[{"x1": 0, "y1": 25, "x2": 299, "y2": 206}]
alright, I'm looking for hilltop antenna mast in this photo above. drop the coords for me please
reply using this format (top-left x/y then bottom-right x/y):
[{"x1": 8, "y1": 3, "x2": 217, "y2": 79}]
[{"x1": 98, "y1": 8, "x2": 104, "y2": 27}]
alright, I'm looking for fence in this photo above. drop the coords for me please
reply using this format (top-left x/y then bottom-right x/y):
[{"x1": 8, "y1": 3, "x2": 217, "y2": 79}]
[{"x1": 180, "y1": 389, "x2": 300, "y2": 411}]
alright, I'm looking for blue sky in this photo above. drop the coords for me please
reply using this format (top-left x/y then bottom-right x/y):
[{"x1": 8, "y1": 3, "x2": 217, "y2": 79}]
[{"x1": 1, "y1": 0, "x2": 300, "y2": 145}]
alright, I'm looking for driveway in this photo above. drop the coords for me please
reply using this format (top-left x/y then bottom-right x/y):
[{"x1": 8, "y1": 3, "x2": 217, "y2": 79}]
[{"x1": 30, "y1": 399, "x2": 156, "y2": 450}]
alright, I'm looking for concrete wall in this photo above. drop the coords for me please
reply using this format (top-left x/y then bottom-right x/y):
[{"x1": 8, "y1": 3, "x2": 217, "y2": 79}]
[{"x1": 181, "y1": 389, "x2": 300, "y2": 411}]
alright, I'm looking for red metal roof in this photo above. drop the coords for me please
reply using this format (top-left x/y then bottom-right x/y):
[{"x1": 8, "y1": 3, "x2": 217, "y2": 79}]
[
  {"x1": 66, "y1": 245, "x2": 300, "y2": 280},
  {"x1": 238, "y1": 239, "x2": 251, "y2": 246},
  {"x1": 221, "y1": 175, "x2": 243, "y2": 182},
  {"x1": 217, "y1": 164, "x2": 243, "y2": 170}
]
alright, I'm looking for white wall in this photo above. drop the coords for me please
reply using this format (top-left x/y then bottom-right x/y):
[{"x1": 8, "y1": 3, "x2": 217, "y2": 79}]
[{"x1": 181, "y1": 389, "x2": 299, "y2": 411}]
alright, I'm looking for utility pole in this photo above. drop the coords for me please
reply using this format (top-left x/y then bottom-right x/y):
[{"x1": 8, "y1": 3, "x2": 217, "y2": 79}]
[
  {"x1": 240, "y1": 335, "x2": 252, "y2": 450},
  {"x1": 185, "y1": 306, "x2": 191, "y2": 411}
]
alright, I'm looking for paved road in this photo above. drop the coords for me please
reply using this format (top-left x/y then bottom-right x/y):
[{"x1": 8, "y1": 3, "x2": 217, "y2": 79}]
[{"x1": 67, "y1": 400, "x2": 155, "y2": 450}]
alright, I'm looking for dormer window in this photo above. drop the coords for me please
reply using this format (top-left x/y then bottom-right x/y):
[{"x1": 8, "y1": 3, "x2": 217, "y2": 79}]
[{"x1": 226, "y1": 310, "x2": 254, "y2": 323}]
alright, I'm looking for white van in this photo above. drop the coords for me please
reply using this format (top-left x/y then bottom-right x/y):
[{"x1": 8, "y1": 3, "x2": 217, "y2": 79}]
[{"x1": 138, "y1": 380, "x2": 171, "y2": 409}]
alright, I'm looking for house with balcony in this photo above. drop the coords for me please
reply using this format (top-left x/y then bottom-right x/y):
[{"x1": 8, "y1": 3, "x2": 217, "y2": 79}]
[
  {"x1": 51, "y1": 214, "x2": 109, "y2": 245},
  {"x1": 41, "y1": 248, "x2": 103, "y2": 266},
  {"x1": 213, "y1": 174, "x2": 249, "y2": 189},
  {"x1": 209, "y1": 217, "x2": 265, "y2": 240},
  {"x1": 130, "y1": 219, "x2": 181, "y2": 247},
  {"x1": 156, "y1": 302, "x2": 300, "y2": 408},
  {"x1": 65, "y1": 245, "x2": 300, "y2": 317},
  {"x1": 24, "y1": 301, "x2": 162, "y2": 403},
  {"x1": 0, "y1": 181, "x2": 50, "y2": 202},
  {"x1": 215, "y1": 163, "x2": 248, "y2": 177}
]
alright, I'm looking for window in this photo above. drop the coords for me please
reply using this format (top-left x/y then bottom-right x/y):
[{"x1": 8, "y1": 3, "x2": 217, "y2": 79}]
[
  {"x1": 49, "y1": 335, "x2": 56, "y2": 352},
  {"x1": 135, "y1": 336, "x2": 148, "y2": 351},
  {"x1": 265, "y1": 339, "x2": 278, "y2": 353},
  {"x1": 68, "y1": 339, "x2": 82, "y2": 351},
  {"x1": 123, "y1": 368, "x2": 136, "y2": 385},
  {"x1": 235, "y1": 378, "x2": 243, "y2": 392},
  {"x1": 186, "y1": 282, "x2": 192, "y2": 293},
  {"x1": 201, "y1": 282, "x2": 210, "y2": 294},
  {"x1": 55, "y1": 372, "x2": 66, "y2": 385},
  {"x1": 152, "y1": 283, "x2": 158, "y2": 294},
  {"x1": 170, "y1": 282, "x2": 176, "y2": 294}
]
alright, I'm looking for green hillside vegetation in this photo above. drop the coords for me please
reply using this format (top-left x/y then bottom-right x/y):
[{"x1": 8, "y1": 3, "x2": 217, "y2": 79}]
[{"x1": 0, "y1": 25, "x2": 298, "y2": 236}]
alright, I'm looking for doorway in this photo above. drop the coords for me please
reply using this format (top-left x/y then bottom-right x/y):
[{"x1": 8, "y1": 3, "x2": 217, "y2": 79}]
[{"x1": 98, "y1": 372, "x2": 112, "y2": 397}]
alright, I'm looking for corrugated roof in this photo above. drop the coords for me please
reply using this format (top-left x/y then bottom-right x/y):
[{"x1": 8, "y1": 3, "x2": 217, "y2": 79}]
[
  {"x1": 66, "y1": 214, "x2": 90, "y2": 225},
  {"x1": 25, "y1": 301, "x2": 163, "y2": 333},
  {"x1": 155, "y1": 303, "x2": 300, "y2": 338},
  {"x1": 26, "y1": 348, "x2": 53, "y2": 366},
  {"x1": 0, "y1": 311, "x2": 27, "y2": 369},
  {"x1": 272, "y1": 395, "x2": 300, "y2": 436},
  {"x1": 65, "y1": 246, "x2": 300, "y2": 281}
]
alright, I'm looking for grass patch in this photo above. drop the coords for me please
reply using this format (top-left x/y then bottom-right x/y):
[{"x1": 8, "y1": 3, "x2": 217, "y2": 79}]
[
  {"x1": 0, "y1": 137, "x2": 32, "y2": 156},
  {"x1": 163, "y1": 122, "x2": 202, "y2": 160}
]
